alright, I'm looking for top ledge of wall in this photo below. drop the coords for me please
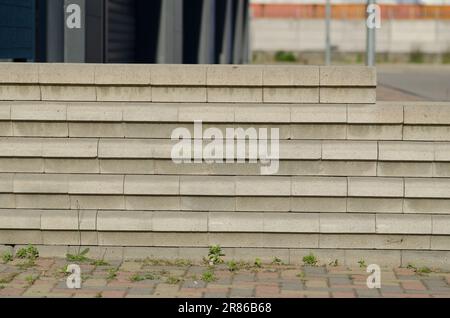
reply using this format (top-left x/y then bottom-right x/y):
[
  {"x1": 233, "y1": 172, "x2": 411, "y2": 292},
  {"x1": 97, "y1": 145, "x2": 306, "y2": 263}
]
[{"x1": 0, "y1": 63, "x2": 377, "y2": 88}]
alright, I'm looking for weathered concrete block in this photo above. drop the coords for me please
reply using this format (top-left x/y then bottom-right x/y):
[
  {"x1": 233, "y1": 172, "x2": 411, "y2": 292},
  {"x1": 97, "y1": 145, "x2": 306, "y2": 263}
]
[
  {"x1": 236, "y1": 197, "x2": 290, "y2": 212},
  {"x1": 404, "y1": 103, "x2": 450, "y2": 124},
  {"x1": 95, "y1": 64, "x2": 151, "y2": 85},
  {"x1": 291, "y1": 104, "x2": 347, "y2": 123},
  {"x1": 152, "y1": 232, "x2": 209, "y2": 247},
  {"x1": 152, "y1": 87, "x2": 206, "y2": 103},
  {"x1": 320, "y1": 66, "x2": 376, "y2": 87},
  {"x1": 41, "y1": 86, "x2": 96, "y2": 101},
  {"x1": 0, "y1": 63, "x2": 39, "y2": 83},
  {"x1": 41, "y1": 210, "x2": 96, "y2": 231},
  {"x1": 263, "y1": 65, "x2": 319, "y2": 86},
  {"x1": 45, "y1": 159, "x2": 99, "y2": 174},
  {"x1": 13, "y1": 174, "x2": 68, "y2": 194},
  {"x1": 319, "y1": 161, "x2": 376, "y2": 176},
  {"x1": 42, "y1": 139, "x2": 98, "y2": 158},
  {"x1": 98, "y1": 139, "x2": 156, "y2": 158},
  {"x1": 69, "y1": 123, "x2": 124, "y2": 138},
  {"x1": 125, "y1": 175, "x2": 179, "y2": 195},
  {"x1": 207, "y1": 65, "x2": 263, "y2": 86},
  {"x1": 432, "y1": 215, "x2": 450, "y2": 235},
  {"x1": 322, "y1": 141, "x2": 377, "y2": 160},
  {"x1": 433, "y1": 163, "x2": 450, "y2": 177},
  {"x1": 209, "y1": 212, "x2": 263, "y2": 232},
  {"x1": 209, "y1": 233, "x2": 263, "y2": 248},
  {"x1": 235, "y1": 176, "x2": 290, "y2": 196},
  {"x1": 39, "y1": 64, "x2": 95, "y2": 84},
  {"x1": 292, "y1": 177, "x2": 347, "y2": 196},
  {"x1": 264, "y1": 213, "x2": 319, "y2": 233},
  {"x1": 376, "y1": 214, "x2": 432, "y2": 234},
  {"x1": 11, "y1": 102, "x2": 67, "y2": 121},
  {"x1": 348, "y1": 177, "x2": 404, "y2": 197},
  {"x1": 180, "y1": 176, "x2": 234, "y2": 196},
  {"x1": 151, "y1": 64, "x2": 207, "y2": 86},
  {"x1": 0, "y1": 194, "x2": 15, "y2": 208},
  {"x1": 377, "y1": 162, "x2": 433, "y2": 177},
  {"x1": 0, "y1": 122, "x2": 12, "y2": 136},
  {"x1": 291, "y1": 124, "x2": 347, "y2": 140},
  {"x1": 0, "y1": 158, "x2": 43, "y2": 173},
  {"x1": 320, "y1": 88, "x2": 376, "y2": 104},
  {"x1": 16, "y1": 194, "x2": 70, "y2": 209},
  {"x1": 42, "y1": 231, "x2": 80, "y2": 245},
  {"x1": 178, "y1": 105, "x2": 234, "y2": 122},
  {"x1": 347, "y1": 198, "x2": 403, "y2": 213},
  {"x1": 0, "y1": 230, "x2": 42, "y2": 245},
  {"x1": 181, "y1": 196, "x2": 234, "y2": 211},
  {"x1": 208, "y1": 87, "x2": 263, "y2": 103},
  {"x1": 404, "y1": 126, "x2": 450, "y2": 141},
  {"x1": 70, "y1": 195, "x2": 125, "y2": 210},
  {"x1": 123, "y1": 104, "x2": 178, "y2": 122},
  {"x1": 280, "y1": 141, "x2": 322, "y2": 160},
  {"x1": 67, "y1": 104, "x2": 123, "y2": 121},
  {"x1": 0, "y1": 209, "x2": 40, "y2": 229},
  {"x1": 404, "y1": 199, "x2": 450, "y2": 214},
  {"x1": 430, "y1": 236, "x2": 450, "y2": 250},
  {"x1": 234, "y1": 105, "x2": 290, "y2": 123},
  {"x1": 263, "y1": 88, "x2": 319, "y2": 103},
  {"x1": 100, "y1": 159, "x2": 154, "y2": 175},
  {"x1": 126, "y1": 196, "x2": 180, "y2": 211},
  {"x1": 69, "y1": 175, "x2": 124, "y2": 194},
  {"x1": 13, "y1": 122, "x2": 68, "y2": 137},
  {"x1": 263, "y1": 233, "x2": 319, "y2": 249},
  {"x1": 320, "y1": 213, "x2": 375, "y2": 233},
  {"x1": 378, "y1": 141, "x2": 434, "y2": 161},
  {"x1": 348, "y1": 103, "x2": 403, "y2": 123},
  {"x1": 0, "y1": 85, "x2": 41, "y2": 100},
  {"x1": 152, "y1": 212, "x2": 208, "y2": 232},
  {"x1": 347, "y1": 125, "x2": 402, "y2": 140},
  {"x1": 97, "y1": 86, "x2": 152, "y2": 102},
  {"x1": 0, "y1": 138, "x2": 41, "y2": 157},
  {"x1": 405, "y1": 178, "x2": 450, "y2": 198},
  {"x1": 320, "y1": 234, "x2": 430, "y2": 250},
  {"x1": 0, "y1": 103, "x2": 10, "y2": 120},
  {"x1": 97, "y1": 211, "x2": 152, "y2": 231},
  {"x1": 435, "y1": 143, "x2": 450, "y2": 161},
  {"x1": 124, "y1": 123, "x2": 180, "y2": 139},
  {"x1": 291, "y1": 197, "x2": 347, "y2": 212}
]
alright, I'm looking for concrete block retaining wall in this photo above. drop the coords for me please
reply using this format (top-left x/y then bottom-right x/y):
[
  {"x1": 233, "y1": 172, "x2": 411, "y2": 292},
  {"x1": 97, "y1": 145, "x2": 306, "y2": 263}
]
[{"x1": 0, "y1": 63, "x2": 449, "y2": 268}]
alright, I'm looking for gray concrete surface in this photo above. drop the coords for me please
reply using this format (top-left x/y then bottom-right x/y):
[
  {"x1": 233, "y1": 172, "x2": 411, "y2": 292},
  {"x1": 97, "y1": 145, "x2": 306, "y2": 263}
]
[{"x1": 377, "y1": 64, "x2": 450, "y2": 101}]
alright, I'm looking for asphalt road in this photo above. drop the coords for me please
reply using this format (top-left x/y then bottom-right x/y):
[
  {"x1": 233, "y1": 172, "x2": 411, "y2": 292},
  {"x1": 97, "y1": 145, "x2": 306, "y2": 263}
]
[{"x1": 377, "y1": 64, "x2": 450, "y2": 101}]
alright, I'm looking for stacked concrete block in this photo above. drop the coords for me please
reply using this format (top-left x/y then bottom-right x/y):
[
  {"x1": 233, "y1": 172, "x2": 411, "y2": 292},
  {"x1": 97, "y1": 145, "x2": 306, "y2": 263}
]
[{"x1": 1, "y1": 64, "x2": 450, "y2": 268}]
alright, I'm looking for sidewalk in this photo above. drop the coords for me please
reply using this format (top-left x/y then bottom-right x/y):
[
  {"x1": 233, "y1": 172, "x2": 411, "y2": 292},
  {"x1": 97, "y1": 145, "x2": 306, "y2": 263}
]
[{"x1": 1, "y1": 257, "x2": 449, "y2": 298}]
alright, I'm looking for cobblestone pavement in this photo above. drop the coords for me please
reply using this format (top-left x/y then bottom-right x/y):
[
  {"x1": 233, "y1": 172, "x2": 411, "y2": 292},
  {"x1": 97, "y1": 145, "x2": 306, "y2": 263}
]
[{"x1": 1, "y1": 258, "x2": 450, "y2": 298}]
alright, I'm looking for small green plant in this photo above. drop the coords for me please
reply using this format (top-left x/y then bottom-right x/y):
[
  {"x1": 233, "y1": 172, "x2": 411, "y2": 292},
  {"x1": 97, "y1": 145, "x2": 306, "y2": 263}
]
[
  {"x1": 174, "y1": 259, "x2": 192, "y2": 267},
  {"x1": 271, "y1": 257, "x2": 283, "y2": 266},
  {"x1": 2, "y1": 252, "x2": 13, "y2": 264},
  {"x1": 329, "y1": 259, "x2": 339, "y2": 267},
  {"x1": 130, "y1": 272, "x2": 158, "y2": 282},
  {"x1": 227, "y1": 260, "x2": 238, "y2": 272},
  {"x1": 406, "y1": 263, "x2": 416, "y2": 270},
  {"x1": 25, "y1": 275, "x2": 38, "y2": 286},
  {"x1": 0, "y1": 285, "x2": 5, "y2": 289},
  {"x1": 207, "y1": 245, "x2": 225, "y2": 266},
  {"x1": 16, "y1": 245, "x2": 39, "y2": 260},
  {"x1": 166, "y1": 276, "x2": 182, "y2": 285},
  {"x1": 90, "y1": 259, "x2": 109, "y2": 266},
  {"x1": 302, "y1": 253, "x2": 318, "y2": 266},
  {"x1": 201, "y1": 270, "x2": 217, "y2": 283},
  {"x1": 254, "y1": 258, "x2": 263, "y2": 268},
  {"x1": 417, "y1": 267, "x2": 432, "y2": 275},
  {"x1": 66, "y1": 248, "x2": 90, "y2": 263},
  {"x1": 107, "y1": 268, "x2": 118, "y2": 281},
  {"x1": 274, "y1": 51, "x2": 297, "y2": 63},
  {"x1": 358, "y1": 259, "x2": 367, "y2": 269}
]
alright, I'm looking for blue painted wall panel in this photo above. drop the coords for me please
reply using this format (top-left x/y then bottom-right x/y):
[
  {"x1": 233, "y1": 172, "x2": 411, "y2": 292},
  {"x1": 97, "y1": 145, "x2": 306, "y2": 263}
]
[{"x1": 0, "y1": 0, "x2": 36, "y2": 60}]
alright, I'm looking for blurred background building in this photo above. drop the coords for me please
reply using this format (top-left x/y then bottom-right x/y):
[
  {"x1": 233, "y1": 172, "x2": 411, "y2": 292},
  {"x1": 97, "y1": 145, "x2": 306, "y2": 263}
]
[
  {"x1": 0, "y1": 0, "x2": 250, "y2": 64},
  {"x1": 252, "y1": 0, "x2": 450, "y2": 64}
]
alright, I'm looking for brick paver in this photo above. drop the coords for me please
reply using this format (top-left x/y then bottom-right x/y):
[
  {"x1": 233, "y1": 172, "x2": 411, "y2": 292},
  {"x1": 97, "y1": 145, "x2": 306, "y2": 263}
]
[{"x1": 0, "y1": 257, "x2": 449, "y2": 298}]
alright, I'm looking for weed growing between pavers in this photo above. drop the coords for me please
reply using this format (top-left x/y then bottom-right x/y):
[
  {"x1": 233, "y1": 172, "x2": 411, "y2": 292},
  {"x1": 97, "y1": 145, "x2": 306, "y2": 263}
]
[
  {"x1": 358, "y1": 259, "x2": 367, "y2": 269},
  {"x1": 302, "y1": 253, "x2": 318, "y2": 266},
  {"x1": 201, "y1": 269, "x2": 217, "y2": 283},
  {"x1": 1, "y1": 252, "x2": 13, "y2": 264},
  {"x1": 66, "y1": 248, "x2": 90, "y2": 263},
  {"x1": 206, "y1": 245, "x2": 225, "y2": 266},
  {"x1": 16, "y1": 245, "x2": 39, "y2": 260},
  {"x1": 407, "y1": 263, "x2": 433, "y2": 276}
]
